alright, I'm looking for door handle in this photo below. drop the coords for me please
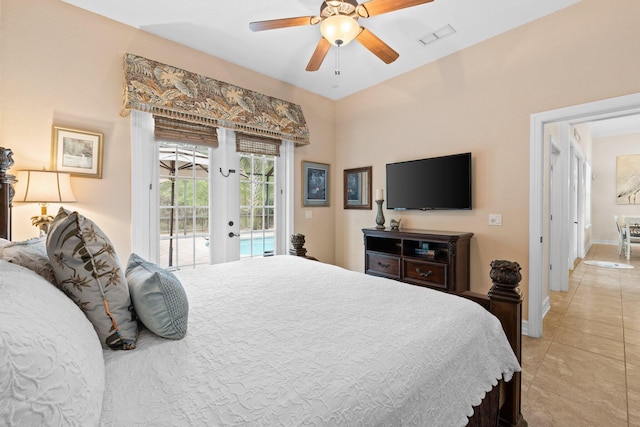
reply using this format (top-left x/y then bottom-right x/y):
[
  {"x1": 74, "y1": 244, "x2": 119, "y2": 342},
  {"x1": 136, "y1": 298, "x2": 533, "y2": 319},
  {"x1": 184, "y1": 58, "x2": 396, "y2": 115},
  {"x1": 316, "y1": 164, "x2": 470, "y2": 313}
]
[{"x1": 228, "y1": 232, "x2": 239, "y2": 238}]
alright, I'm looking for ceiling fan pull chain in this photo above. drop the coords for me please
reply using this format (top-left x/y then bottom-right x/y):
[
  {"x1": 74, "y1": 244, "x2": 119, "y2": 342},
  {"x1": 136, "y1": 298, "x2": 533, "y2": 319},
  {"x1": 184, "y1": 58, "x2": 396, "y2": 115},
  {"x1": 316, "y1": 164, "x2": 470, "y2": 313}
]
[{"x1": 335, "y1": 44, "x2": 341, "y2": 76}]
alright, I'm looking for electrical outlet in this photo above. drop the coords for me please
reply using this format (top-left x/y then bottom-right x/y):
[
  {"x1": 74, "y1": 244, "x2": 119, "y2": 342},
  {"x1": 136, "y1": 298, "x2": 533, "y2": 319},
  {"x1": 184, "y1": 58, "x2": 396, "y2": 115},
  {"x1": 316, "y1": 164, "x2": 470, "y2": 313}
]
[{"x1": 489, "y1": 214, "x2": 502, "y2": 226}]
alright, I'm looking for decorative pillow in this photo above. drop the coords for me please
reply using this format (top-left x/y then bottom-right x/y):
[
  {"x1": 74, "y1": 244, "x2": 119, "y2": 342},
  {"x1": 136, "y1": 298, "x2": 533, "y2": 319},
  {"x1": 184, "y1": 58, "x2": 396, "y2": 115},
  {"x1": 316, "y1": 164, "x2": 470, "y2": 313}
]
[
  {"x1": 0, "y1": 236, "x2": 57, "y2": 285},
  {"x1": 0, "y1": 260, "x2": 105, "y2": 426},
  {"x1": 46, "y1": 208, "x2": 138, "y2": 350},
  {"x1": 125, "y1": 253, "x2": 189, "y2": 339}
]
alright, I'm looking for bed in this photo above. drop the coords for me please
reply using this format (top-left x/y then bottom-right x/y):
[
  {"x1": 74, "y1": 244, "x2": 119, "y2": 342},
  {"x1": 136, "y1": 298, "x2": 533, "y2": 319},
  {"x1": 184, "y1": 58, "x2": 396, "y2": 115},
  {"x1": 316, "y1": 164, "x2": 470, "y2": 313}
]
[{"x1": 0, "y1": 147, "x2": 526, "y2": 426}]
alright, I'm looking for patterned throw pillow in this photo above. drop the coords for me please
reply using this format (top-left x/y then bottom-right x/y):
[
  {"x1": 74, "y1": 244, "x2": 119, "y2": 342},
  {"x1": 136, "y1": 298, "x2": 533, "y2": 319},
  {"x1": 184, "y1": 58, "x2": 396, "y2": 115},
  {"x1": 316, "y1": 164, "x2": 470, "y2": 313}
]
[
  {"x1": 46, "y1": 208, "x2": 138, "y2": 350},
  {"x1": 125, "y1": 253, "x2": 189, "y2": 339},
  {"x1": 0, "y1": 237, "x2": 57, "y2": 285}
]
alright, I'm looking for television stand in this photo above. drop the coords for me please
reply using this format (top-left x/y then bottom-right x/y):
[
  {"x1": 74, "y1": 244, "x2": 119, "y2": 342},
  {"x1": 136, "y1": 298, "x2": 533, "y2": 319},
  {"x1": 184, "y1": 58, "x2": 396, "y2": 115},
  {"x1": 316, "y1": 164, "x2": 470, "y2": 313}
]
[{"x1": 362, "y1": 228, "x2": 473, "y2": 293}]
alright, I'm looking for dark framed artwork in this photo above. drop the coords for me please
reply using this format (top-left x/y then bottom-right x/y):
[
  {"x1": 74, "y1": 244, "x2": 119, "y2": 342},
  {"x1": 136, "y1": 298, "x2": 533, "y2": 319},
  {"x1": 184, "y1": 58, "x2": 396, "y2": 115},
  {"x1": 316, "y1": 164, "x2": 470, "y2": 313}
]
[
  {"x1": 344, "y1": 166, "x2": 372, "y2": 210},
  {"x1": 303, "y1": 161, "x2": 329, "y2": 207}
]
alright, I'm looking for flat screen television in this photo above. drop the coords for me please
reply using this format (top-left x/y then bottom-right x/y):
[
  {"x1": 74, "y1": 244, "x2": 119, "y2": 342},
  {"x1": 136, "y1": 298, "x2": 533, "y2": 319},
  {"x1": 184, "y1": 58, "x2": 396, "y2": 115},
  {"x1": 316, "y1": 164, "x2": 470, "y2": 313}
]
[{"x1": 386, "y1": 152, "x2": 472, "y2": 210}]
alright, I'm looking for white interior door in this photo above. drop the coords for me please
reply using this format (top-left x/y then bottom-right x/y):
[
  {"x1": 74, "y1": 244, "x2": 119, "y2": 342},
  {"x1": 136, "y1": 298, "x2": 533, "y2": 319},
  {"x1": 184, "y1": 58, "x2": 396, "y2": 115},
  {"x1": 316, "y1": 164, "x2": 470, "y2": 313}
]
[
  {"x1": 569, "y1": 149, "x2": 579, "y2": 269},
  {"x1": 549, "y1": 142, "x2": 563, "y2": 292}
]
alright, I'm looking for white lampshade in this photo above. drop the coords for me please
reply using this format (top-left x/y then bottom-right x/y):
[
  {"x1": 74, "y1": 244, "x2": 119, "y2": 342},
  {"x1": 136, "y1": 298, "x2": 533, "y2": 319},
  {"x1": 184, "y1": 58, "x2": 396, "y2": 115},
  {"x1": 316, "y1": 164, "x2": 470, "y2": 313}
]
[
  {"x1": 14, "y1": 170, "x2": 77, "y2": 203},
  {"x1": 320, "y1": 15, "x2": 361, "y2": 46}
]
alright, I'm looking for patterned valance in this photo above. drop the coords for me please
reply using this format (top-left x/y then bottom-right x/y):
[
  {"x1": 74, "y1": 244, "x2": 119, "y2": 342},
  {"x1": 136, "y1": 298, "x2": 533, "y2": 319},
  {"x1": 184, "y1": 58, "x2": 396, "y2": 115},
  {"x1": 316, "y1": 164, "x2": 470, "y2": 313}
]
[{"x1": 121, "y1": 53, "x2": 310, "y2": 145}]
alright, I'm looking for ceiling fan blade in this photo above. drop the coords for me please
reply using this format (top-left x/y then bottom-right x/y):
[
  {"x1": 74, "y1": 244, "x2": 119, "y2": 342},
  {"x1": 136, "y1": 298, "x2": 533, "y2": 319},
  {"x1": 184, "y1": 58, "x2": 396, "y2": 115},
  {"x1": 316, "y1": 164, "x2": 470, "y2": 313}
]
[
  {"x1": 355, "y1": 28, "x2": 399, "y2": 64},
  {"x1": 357, "y1": 0, "x2": 434, "y2": 18},
  {"x1": 249, "y1": 16, "x2": 320, "y2": 32},
  {"x1": 306, "y1": 38, "x2": 332, "y2": 71}
]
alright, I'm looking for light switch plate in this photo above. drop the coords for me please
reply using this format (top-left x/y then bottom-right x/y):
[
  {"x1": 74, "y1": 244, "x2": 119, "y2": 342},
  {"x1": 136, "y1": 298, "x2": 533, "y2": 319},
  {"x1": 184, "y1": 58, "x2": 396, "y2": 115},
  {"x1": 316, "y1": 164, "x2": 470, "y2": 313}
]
[
  {"x1": 489, "y1": 214, "x2": 502, "y2": 226},
  {"x1": 305, "y1": 210, "x2": 312, "y2": 219}
]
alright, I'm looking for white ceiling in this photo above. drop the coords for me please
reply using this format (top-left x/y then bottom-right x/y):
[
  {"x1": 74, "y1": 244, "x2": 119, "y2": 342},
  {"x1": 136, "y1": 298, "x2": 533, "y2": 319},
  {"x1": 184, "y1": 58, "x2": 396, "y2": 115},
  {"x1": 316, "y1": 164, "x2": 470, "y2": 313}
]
[
  {"x1": 588, "y1": 114, "x2": 640, "y2": 138},
  {"x1": 62, "y1": 0, "x2": 581, "y2": 100}
]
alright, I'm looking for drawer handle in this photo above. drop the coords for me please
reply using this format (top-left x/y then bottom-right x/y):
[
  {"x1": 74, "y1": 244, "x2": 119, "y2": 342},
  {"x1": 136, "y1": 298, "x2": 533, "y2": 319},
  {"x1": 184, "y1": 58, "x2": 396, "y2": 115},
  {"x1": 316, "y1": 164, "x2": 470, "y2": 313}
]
[
  {"x1": 377, "y1": 262, "x2": 390, "y2": 269},
  {"x1": 416, "y1": 268, "x2": 433, "y2": 278}
]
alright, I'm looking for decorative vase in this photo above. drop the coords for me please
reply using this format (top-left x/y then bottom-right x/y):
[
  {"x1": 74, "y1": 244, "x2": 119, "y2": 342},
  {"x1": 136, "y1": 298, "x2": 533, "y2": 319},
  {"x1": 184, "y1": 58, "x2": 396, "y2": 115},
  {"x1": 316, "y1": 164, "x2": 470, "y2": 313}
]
[{"x1": 375, "y1": 200, "x2": 385, "y2": 229}]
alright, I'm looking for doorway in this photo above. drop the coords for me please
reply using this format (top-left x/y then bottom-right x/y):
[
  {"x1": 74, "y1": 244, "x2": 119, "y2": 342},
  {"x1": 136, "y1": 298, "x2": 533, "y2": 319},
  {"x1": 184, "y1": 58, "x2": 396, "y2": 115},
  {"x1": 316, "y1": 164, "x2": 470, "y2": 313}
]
[{"x1": 528, "y1": 92, "x2": 640, "y2": 338}]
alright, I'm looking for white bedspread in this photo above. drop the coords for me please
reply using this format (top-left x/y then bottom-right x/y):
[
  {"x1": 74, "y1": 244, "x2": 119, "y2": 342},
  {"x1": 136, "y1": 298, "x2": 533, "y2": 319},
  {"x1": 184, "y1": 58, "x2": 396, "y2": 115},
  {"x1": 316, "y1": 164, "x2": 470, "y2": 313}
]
[{"x1": 100, "y1": 256, "x2": 520, "y2": 427}]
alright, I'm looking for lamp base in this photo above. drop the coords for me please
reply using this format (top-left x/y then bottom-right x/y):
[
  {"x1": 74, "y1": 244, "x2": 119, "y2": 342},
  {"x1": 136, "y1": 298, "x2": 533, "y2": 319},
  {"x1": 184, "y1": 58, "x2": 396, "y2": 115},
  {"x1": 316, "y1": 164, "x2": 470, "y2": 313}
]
[{"x1": 31, "y1": 214, "x2": 54, "y2": 235}]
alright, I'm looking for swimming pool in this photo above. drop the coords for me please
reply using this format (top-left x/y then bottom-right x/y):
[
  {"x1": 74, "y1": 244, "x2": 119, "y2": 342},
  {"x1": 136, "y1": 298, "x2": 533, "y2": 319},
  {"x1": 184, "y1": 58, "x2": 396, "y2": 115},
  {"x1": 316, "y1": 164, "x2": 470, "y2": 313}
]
[{"x1": 240, "y1": 235, "x2": 274, "y2": 256}]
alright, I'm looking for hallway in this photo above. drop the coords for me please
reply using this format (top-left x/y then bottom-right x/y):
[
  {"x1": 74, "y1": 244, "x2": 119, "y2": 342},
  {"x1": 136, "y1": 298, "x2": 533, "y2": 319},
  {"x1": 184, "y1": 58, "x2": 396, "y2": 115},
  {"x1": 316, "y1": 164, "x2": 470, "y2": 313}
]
[{"x1": 521, "y1": 244, "x2": 640, "y2": 426}]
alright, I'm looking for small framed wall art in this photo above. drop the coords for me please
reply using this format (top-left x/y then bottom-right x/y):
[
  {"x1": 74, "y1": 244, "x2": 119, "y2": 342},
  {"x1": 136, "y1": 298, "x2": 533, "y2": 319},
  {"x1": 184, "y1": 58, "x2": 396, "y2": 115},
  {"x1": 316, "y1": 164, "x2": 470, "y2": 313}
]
[
  {"x1": 343, "y1": 166, "x2": 372, "y2": 210},
  {"x1": 51, "y1": 126, "x2": 104, "y2": 178},
  {"x1": 303, "y1": 161, "x2": 330, "y2": 207}
]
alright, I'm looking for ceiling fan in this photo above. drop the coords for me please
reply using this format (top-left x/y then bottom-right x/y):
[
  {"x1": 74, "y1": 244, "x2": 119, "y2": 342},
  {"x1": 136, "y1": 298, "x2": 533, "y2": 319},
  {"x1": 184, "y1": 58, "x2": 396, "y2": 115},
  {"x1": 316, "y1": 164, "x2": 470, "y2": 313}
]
[{"x1": 249, "y1": 0, "x2": 435, "y2": 72}]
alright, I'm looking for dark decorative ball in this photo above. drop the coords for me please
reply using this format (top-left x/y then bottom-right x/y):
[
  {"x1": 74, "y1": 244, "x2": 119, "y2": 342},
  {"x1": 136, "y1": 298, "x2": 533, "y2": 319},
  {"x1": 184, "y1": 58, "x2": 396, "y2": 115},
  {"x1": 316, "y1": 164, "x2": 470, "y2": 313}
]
[
  {"x1": 290, "y1": 233, "x2": 306, "y2": 249},
  {"x1": 489, "y1": 260, "x2": 522, "y2": 287}
]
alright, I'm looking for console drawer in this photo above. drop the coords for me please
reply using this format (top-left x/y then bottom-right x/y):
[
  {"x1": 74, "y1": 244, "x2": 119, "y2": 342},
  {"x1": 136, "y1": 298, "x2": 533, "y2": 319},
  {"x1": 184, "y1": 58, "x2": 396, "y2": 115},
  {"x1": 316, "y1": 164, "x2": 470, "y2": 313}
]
[
  {"x1": 403, "y1": 260, "x2": 447, "y2": 289},
  {"x1": 366, "y1": 252, "x2": 400, "y2": 279}
]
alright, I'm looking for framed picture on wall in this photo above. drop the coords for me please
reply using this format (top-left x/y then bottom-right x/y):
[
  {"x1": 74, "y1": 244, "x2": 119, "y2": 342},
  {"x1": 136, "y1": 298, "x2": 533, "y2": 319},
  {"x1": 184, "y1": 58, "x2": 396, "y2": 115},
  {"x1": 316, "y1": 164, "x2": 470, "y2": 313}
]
[
  {"x1": 51, "y1": 126, "x2": 104, "y2": 178},
  {"x1": 616, "y1": 154, "x2": 640, "y2": 204},
  {"x1": 303, "y1": 161, "x2": 329, "y2": 207},
  {"x1": 344, "y1": 166, "x2": 372, "y2": 209}
]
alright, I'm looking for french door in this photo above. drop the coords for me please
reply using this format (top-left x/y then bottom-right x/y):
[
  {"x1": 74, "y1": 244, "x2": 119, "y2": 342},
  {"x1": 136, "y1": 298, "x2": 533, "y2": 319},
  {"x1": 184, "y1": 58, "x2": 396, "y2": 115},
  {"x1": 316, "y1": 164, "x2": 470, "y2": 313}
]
[{"x1": 131, "y1": 111, "x2": 294, "y2": 269}]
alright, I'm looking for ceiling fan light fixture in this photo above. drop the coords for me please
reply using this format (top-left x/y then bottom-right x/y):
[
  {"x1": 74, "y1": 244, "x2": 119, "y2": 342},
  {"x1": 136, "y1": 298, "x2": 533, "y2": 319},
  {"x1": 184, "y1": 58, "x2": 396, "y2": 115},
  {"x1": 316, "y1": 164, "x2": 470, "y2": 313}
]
[
  {"x1": 320, "y1": 15, "x2": 360, "y2": 46},
  {"x1": 326, "y1": 0, "x2": 343, "y2": 7}
]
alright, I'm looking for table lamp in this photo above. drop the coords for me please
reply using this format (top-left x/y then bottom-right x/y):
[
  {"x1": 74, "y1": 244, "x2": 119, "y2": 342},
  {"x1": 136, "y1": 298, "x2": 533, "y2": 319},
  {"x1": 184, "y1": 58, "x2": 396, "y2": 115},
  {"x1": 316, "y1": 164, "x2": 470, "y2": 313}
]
[{"x1": 13, "y1": 170, "x2": 77, "y2": 234}]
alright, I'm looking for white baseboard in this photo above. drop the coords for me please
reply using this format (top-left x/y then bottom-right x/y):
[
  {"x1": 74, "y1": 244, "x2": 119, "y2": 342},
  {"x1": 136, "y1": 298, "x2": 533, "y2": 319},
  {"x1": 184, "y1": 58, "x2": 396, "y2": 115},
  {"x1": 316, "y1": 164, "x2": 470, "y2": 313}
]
[
  {"x1": 591, "y1": 240, "x2": 617, "y2": 246},
  {"x1": 542, "y1": 296, "x2": 550, "y2": 319},
  {"x1": 522, "y1": 297, "x2": 550, "y2": 338}
]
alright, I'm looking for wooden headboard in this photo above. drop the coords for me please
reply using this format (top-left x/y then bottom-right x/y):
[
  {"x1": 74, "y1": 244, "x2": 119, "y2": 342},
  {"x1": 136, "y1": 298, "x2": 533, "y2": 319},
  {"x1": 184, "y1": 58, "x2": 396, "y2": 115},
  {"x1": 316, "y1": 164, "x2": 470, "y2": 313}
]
[{"x1": 0, "y1": 147, "x2": 15, "y2": 240}]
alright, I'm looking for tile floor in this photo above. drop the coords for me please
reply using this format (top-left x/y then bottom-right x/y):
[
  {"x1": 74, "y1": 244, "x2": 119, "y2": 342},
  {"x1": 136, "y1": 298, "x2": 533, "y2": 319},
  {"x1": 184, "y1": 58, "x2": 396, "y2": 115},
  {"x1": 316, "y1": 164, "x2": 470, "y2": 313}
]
[{"x1": 521, "y1": 244, "x2": 640, "y2": 426}]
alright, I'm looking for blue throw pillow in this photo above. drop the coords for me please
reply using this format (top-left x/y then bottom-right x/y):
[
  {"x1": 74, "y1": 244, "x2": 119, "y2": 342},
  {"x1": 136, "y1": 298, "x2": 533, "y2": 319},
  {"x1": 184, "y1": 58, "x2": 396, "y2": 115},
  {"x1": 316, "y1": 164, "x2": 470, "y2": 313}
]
[{"x1": 125, "y1": 253, "x2": 188, "y2": 339}]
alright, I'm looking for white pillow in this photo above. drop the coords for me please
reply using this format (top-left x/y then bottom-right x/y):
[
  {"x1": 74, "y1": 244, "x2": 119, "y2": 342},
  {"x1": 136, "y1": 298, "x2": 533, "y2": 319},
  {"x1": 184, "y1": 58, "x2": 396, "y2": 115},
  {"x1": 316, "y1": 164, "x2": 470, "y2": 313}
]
[
  {"x1": 0, "y1": 236, "x2": 57, "y2": 285},
  {"x1": 0, "y1": 260, "x2": 105, "y2": 426}
]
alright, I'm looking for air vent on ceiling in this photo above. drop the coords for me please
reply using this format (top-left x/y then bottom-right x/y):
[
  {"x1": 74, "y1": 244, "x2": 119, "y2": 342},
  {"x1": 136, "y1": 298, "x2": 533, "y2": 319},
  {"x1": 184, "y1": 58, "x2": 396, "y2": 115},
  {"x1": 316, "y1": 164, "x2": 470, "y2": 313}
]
[{"x1": 419, "y1": 24, "x2": 456, "y2": 46}]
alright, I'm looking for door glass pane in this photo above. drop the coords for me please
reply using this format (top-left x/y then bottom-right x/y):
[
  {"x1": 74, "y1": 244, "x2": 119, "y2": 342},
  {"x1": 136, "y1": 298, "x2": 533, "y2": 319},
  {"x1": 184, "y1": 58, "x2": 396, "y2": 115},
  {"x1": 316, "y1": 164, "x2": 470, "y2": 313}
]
[
  {"x1": 239, "y1": 153, "x2": 276, "y2": 258},
  {"x1": 158, "y1": 142, "x2": 210, "y2": 270}
]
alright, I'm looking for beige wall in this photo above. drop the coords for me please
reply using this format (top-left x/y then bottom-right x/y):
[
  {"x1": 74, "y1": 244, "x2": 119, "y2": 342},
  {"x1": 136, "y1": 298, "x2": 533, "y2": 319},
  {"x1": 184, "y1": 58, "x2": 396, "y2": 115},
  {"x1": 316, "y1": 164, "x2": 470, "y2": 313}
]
[
  {"x1": 592, "y1": 132, "x2": 640, "y2": 243},
  {"x1": 4, "y1": 0, "x2": 640, "y2": 323},
  {"x1": 1, "y1": 0, "x2": 336, "y2": 263},
  {"x1": 333, "y1": 0, "x2": 640, "y2": 320}
]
